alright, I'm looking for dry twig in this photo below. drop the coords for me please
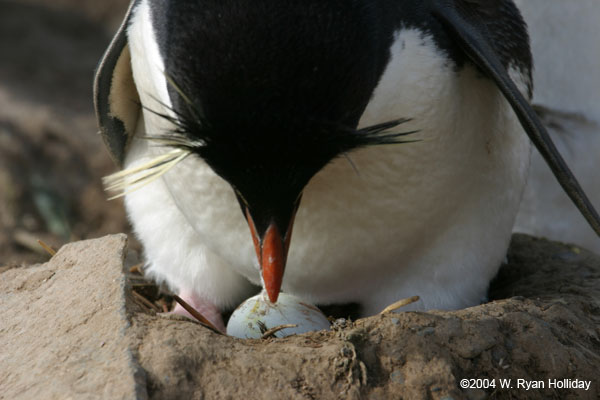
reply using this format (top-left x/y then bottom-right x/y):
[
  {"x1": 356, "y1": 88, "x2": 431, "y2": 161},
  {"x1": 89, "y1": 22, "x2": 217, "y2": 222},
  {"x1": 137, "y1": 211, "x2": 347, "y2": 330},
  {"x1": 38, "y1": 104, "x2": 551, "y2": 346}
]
[
  {"x1": 379, "y1": 296, "x2": 420, "y2": 314},
  {"x1": 173, "y1": 295, "x2": 223, "y2": 334},
  {"x1": 261, "y1": 324, "x2": 298, "y2": 339},
  {"x1": 132, "y1": 290, "x2": 161, "y2": 312},
  {"x1": 129, "y1": 263, "x2": 144, "y2": 274},
  {"x1": 37, "y1": 240, "x2": 57, "y2": 256}
]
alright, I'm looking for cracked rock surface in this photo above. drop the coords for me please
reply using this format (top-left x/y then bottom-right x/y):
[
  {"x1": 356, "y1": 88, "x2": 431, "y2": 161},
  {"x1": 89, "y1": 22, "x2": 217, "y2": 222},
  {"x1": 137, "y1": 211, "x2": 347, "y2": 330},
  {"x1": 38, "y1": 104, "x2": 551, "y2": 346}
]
[{"x1": 1, "y1": 234, "x2": 598, "y2": 400}]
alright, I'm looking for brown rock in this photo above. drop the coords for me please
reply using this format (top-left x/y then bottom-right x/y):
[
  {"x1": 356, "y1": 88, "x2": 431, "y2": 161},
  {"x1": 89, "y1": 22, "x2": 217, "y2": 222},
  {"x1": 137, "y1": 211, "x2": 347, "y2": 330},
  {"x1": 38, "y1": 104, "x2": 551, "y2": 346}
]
[{"x1": 0, "y1": 234, "x2": 145, "y2": 400}]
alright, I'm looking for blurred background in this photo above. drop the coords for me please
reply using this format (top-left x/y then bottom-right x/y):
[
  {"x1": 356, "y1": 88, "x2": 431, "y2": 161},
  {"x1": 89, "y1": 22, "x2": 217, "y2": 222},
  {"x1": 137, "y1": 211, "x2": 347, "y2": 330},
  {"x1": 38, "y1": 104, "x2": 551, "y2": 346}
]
[
  {"x1": 1, "y1": 0, "x2": 599, "y2": 268},
  {"x1": 0, "y1": 0, "x2": 130, "y2": 265}
]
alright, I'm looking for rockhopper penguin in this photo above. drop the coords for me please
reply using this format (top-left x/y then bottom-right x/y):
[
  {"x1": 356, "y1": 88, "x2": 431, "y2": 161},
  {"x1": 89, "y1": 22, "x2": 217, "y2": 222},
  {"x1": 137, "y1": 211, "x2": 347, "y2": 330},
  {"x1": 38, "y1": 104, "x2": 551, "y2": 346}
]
[{"x1": 95, "y1": 0, "x2": 600, "y2": 331}]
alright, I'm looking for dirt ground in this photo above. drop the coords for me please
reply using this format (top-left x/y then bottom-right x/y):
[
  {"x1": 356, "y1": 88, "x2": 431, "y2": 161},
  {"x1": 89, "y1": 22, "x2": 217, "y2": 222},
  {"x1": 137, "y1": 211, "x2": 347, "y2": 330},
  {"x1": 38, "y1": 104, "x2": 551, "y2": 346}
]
[
  {"x1": 2, "y1": 234, "x2": 598, "y2": 399},
  {"x1": 123, "y1": 236, "x2": 598, "y2": 400}
]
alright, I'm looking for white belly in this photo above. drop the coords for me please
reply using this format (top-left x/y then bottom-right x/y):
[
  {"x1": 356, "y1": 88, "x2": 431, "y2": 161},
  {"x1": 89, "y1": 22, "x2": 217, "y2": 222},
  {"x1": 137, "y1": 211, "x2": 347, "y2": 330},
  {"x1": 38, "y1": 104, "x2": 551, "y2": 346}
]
[{"x1": 125, "y1": 9, "x2": 531, "y2": 314}]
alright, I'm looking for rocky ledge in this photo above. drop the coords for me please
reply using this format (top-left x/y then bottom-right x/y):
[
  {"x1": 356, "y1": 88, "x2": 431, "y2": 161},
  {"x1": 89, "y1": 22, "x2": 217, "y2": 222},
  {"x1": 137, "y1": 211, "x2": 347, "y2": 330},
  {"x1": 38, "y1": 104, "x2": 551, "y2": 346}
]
[{"x1": 1, "y1": 234, "x2": 599, "y2": 400}]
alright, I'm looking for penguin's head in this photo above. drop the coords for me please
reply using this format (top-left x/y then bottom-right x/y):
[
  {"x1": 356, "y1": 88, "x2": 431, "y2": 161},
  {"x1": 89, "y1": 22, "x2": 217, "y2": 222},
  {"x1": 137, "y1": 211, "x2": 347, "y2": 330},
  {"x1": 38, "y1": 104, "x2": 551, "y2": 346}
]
[{"x1": 149, "y1": 1, "x2": 411, "y2": 302}]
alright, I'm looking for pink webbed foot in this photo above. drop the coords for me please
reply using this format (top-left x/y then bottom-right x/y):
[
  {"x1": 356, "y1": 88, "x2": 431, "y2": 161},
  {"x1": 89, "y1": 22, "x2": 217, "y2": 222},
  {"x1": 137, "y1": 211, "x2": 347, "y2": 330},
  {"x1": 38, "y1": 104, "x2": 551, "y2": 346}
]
[{"x1": 171, "y1": 289, "x2": 226, "y2": 333}]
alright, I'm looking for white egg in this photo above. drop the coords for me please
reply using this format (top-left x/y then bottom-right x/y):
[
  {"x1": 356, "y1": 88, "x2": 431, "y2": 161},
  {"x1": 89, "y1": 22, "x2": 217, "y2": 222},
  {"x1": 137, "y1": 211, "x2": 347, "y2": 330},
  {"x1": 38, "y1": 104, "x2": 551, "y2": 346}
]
[{"x1": 226, "y1": 291, "x2": 331, "y2": 339}]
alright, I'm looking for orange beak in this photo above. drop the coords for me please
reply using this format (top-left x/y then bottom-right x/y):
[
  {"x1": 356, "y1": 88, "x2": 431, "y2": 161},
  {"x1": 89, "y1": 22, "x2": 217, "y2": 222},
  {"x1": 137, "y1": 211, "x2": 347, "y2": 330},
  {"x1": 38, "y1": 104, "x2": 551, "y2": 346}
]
[{"x1": 245, "y1": 208, "x2": 295, "y2": 303}]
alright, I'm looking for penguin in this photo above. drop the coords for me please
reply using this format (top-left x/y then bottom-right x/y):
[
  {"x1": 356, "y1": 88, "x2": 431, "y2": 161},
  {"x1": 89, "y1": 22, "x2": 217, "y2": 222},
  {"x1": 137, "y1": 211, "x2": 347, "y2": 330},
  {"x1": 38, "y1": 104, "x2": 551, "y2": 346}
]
[{"x1": 95, "y1": 0, "x2": 600, "y2": 331}]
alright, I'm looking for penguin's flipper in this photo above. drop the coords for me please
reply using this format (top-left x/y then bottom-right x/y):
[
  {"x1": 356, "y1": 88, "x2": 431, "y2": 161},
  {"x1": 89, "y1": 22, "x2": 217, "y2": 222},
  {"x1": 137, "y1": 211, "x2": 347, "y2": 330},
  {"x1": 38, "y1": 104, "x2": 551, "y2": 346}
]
[
  {"x1": 93, "y1": 0, "x2": 141, "y2": 166},
  {"x1": 431, "y1": 1, "x2": 600, "y2": 237}
]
